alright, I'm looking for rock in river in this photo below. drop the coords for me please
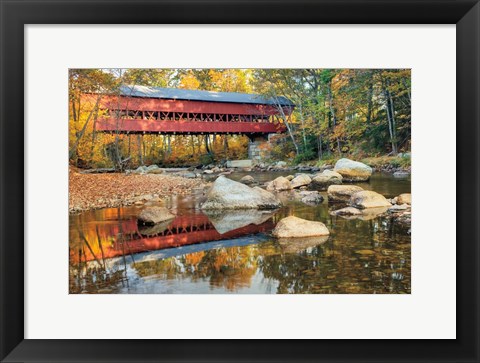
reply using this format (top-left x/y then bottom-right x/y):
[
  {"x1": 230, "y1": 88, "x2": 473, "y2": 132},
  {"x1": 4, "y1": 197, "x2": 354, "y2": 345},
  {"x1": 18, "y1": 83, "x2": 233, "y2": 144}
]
[
  {"x1": 201, "y1": 176, "x2": 281, "y2": 210},
  {"x1": 334, "y1": 158, "x2": 372, "y2": 181},
  {"x1": 311, "y1": 170, "x2": 343, "y2": 190},
  {"x1": 138, "y1": 206, "x2": 175, "y2": 225},
  {"x1": 393, "y1": 171, "x2": 410, "y2": 178},
  {"x1": 290, "y1": 174, "x2": 312, "y2": 189},
  {"x1": 327, "y1": 185, "x2": 364, "y2": 203},
  {"x1": 240, "y1": 175, "x2": 255, "y2": 185},
  {"x1": 272, "y1": 216, "x2": 330, "y2": 238},
  {"x1": 266, "y1": 176, "x2": 292, "y2": 191},
  {"x1": 397, "y1": 193, "x2": 411, "y2": 205},
  {"x1": 350, "y1": 190, "x2": 391, "y2": 209},
  {"x1": 301, "y1": 192, "x2": 324, "y2": 205}
]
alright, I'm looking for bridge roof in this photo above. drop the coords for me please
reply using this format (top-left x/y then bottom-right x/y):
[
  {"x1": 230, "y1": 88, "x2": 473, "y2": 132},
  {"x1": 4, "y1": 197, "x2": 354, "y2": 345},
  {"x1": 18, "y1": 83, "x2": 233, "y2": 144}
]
[{"x1": 118, "y1": 85, "x2": 295, "y2": 107}]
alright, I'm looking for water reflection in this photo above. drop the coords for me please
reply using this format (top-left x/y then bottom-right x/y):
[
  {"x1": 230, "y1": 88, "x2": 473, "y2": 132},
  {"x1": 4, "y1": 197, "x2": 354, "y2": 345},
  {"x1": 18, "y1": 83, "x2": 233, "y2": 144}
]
[{"x1": 69, "y1": 173, "x2": 411, "y2": 294}]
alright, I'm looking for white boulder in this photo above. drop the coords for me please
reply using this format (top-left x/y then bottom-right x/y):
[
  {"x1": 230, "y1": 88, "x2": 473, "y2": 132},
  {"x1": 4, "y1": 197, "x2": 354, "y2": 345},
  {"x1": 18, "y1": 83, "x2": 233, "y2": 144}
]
[{"x1": 201, "y1": 176, "x2": 281, "y2": 210}]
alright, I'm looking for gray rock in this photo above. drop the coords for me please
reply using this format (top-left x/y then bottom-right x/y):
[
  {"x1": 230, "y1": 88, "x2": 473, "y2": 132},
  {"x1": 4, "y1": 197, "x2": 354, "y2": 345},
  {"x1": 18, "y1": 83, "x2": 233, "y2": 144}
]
[
  {"x1": 301, "y1": 192, "x2": 324, "y2": 205},
  {"x1": 201, "y1": 176, "x2": 281, "y2": 210},
  {"x1": 183, "y1": 172, "x2": 197, "y2": 179},
  {"x1": 240, "y1": 175, "x2": 255, "y2": 185},
  {"x1": 334, "y1": 158, "x2": 373, "y2": 181},
  {"x1": 132, "y1": 165, "x2": 147, "y2": 174}
]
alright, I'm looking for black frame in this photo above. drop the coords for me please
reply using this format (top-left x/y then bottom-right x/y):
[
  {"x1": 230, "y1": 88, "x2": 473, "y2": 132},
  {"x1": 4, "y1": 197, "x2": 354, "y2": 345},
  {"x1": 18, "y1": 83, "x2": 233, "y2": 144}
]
[{"x1": 1, "y1": 0, "x2": 478, "y2": 362}]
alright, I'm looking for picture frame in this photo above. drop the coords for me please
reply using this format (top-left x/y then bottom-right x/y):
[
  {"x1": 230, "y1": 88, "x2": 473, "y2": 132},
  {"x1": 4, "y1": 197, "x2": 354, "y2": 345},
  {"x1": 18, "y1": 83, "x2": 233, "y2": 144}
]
[{"x1": 1, "y1": 0, "x2": 478, "y2": 362}]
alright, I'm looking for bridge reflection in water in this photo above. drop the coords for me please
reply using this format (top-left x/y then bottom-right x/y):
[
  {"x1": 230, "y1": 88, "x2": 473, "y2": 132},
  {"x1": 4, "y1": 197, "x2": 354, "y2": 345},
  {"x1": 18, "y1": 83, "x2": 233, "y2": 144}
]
[
  {"x1": 69, "y1": 206, "x2": 277, "y2": 292},
  {"x1": 70, "y1": 209, "x2": 275, "y2": 264}
]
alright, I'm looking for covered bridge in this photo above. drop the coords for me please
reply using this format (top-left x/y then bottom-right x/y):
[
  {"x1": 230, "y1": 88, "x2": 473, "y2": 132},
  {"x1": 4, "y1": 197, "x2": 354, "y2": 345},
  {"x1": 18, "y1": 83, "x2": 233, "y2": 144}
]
[{"x1": 93, "y1": 85, "x2": 294, "y2": 136}]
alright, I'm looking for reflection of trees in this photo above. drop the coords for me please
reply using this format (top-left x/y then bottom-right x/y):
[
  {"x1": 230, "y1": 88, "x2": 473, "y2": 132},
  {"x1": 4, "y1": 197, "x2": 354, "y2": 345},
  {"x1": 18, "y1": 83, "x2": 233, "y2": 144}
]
[
  {"x1": 69, "y1": 207, "x2": 134, "y2": 293},
  {"x1": 133, "y1": 246, "x2": 260, "y2": 292}
]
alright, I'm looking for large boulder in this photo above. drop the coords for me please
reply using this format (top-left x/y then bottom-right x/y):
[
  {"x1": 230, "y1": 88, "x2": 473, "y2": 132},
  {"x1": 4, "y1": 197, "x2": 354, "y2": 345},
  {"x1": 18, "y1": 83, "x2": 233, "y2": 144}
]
[
  {"x1": 327, "y1": 185, "x2": 364, "y2": 202},
  {"x1": 266, "y1": 176, "x2": 292, "y2": 191},
  {"x1": 272, "y1": 216, "x2": 330, "y2": 238},
  {"x1": 311, "y1": 170, "x2": 343, "y2": 190},
  {"x1": 290, "y1": 174, "x2": 312, "y2": 189},
  {"x1": 137, "y1": 207, "x2": 175, "y2": 225},
  {"x1": 397, "y1": 193, "x2": 411, "y2": 205},
  {"x1": 201, "y1": 176, "x2": 281, "y2": 210},
  {"x1": 350, "y1": 190, "x2": 391, "y2": 209},
  {"x1": 334, "y1": 158, "x2": 373, "y2": 181}
]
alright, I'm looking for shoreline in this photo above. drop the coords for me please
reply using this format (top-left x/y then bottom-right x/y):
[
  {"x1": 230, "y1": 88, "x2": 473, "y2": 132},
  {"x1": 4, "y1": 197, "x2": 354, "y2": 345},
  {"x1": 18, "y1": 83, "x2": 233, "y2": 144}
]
[
  {"x1": 69, "y1": 168, "x2": 205, "y2": 214},
  {"x1": 69, "y1": 160, "x2": 410, "y2": 214}
]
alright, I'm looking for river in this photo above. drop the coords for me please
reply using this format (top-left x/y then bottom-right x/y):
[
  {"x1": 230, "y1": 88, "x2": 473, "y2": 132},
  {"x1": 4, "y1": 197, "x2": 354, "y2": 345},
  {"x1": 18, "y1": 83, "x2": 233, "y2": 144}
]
[{"x1": 69, "y1": 171, "x2": 411, "y2": 294}]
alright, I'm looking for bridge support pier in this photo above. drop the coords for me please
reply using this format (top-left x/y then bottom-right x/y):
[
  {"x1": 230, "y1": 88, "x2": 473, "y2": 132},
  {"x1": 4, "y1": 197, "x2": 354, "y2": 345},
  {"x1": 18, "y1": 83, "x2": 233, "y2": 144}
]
[{"x1": 248, "y1": 135, "x2": 272, "y2": 164}]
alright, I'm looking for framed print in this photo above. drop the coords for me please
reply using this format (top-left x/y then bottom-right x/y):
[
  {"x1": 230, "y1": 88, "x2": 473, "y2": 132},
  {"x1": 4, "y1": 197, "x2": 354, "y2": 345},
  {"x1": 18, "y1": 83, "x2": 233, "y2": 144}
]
[{"x1": 1, "y1": 0, "x2": 479, "y2": 362}]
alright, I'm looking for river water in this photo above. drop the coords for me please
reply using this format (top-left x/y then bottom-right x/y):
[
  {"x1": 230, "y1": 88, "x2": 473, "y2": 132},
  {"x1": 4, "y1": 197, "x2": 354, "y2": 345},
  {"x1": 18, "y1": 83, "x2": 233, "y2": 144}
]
[{"x1": 69, "y1": 171, "x2": 411, "y2": 294}]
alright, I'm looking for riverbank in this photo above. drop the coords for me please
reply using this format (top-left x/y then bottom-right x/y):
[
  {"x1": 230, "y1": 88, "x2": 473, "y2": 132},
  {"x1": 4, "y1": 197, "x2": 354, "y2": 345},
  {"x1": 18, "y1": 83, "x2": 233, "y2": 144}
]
[{"x1": 69, "y1": 167, "x2": 205, "y2": 214}]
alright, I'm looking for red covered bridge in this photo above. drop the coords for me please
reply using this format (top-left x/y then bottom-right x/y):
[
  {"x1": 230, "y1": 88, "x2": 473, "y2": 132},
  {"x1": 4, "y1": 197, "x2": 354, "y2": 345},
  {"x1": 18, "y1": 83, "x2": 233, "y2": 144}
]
[{"x1": 91, "y1": 85, "x2": 294, "y2": 136}]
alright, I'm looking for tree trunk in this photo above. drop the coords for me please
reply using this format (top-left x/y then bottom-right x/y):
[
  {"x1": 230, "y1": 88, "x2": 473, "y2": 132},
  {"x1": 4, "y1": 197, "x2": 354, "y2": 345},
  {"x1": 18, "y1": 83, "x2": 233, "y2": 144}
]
[
  {"x1": 137, "y1": 135, "x2": 143, "y2": 165},
  {"x1": 298, "y1": 103, "x2": 308, "y2": 153},
  {"x1": 204, "y1": 135, "x2": 212, "y2": 155},
  {"x1": 383, "y1": 87, "x2": 397, "y2": 155},
  {"x1": 317, "y1": 135, "x2": 323, "y2": 160},
  {"x1": 223, "y1": 135, "x2": 229, "y2": 159},
  {"x1": 327, "y1": 83, "x2": 341, "y2": 154}
]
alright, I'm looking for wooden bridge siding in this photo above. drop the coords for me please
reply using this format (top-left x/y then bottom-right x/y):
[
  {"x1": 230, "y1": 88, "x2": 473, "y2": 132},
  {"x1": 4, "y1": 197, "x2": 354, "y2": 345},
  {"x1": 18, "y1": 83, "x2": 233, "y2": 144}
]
[
  {"x1": 89, "y1": 95, "x2": 291, "y2": 116},
  {"x1": 96, "y1": 117, "x2": 286, "y2": 134}
]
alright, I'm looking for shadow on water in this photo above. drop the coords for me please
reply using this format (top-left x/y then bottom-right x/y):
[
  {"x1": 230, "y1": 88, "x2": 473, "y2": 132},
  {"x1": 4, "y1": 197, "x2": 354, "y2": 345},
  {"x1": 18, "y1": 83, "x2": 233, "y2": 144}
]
[{"x1": 69, "y1": 172, "x2": 411, "y2": 294}]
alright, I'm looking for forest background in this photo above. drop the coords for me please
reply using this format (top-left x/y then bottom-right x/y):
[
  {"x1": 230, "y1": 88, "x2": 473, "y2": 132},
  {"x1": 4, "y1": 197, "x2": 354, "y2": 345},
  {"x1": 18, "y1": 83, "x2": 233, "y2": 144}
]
[{"x1": 69, "y1": 68, "x2": 411, "y2": 169}]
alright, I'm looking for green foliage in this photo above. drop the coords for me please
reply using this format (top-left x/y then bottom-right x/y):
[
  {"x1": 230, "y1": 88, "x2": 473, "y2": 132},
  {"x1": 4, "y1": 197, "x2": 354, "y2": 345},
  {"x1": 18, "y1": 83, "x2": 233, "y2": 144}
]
[
  {"x1": 293, "y1": 150, "x2": 317, "y2": 164},
  {"x1": 199, "y1": 153, "x2": 215, "y2": 166}
]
